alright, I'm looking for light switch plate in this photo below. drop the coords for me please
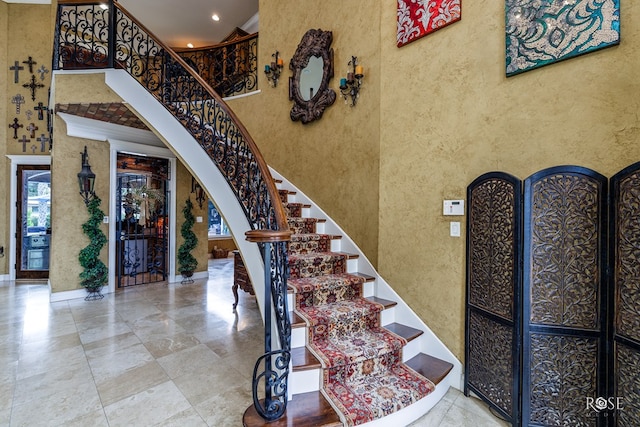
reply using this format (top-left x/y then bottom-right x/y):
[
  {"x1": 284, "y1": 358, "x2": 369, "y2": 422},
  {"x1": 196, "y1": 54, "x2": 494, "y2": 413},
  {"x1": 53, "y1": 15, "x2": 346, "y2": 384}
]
[{"x1": 450, "y1": 222, "x2": 461, "y2": 237}]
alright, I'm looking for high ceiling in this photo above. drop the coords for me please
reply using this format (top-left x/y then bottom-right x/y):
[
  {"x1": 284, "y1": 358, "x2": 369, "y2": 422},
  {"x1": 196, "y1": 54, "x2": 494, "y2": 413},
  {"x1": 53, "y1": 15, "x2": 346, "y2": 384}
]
[
  {"x1": 2, "y1": 0, "x2": 259, "y2": 48},
  {"x1": 117, "y1": 0, "x2": 259, "y2": 48}
]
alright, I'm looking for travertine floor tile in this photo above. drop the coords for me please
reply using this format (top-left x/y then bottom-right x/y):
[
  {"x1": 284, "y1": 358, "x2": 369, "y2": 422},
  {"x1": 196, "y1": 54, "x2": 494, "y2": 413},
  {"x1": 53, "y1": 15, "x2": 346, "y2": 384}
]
[{"x1": 1, "y1": 258, "x2": 507, "y2": 426}]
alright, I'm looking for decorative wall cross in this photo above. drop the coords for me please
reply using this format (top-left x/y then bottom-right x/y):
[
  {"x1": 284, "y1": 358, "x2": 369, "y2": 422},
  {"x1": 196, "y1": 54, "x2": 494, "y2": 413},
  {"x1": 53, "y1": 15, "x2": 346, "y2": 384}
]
[
  {"x1": 17, "y1": 135, "x2": 30, "y2": 152},
  {"x1": 22, "y1": 56, "x2": 37, "y2": 73},
  {"x1": 9, "y1": 118, "x2": 23, "y2": 139},
  {"x1": 23, "y1": 75, "x2": 45, "y2": 101},
  {"x1": 34, "y1": 102, "x2": 48, "y2": 120},
  {"x1": 26, "y1": 123, "x2": 38, "y2": 138},
  {"x1": 11, "y1": 94, "x2": 25, "y2": 114},
  {"x1": 37, "y1": 65, "x2": 50, "y2": 81},
  {"x1": 37, "y1": 134, "x2": 50, "y2": 152},
  {"x1": 26, "y1": 110, "x2": 33, "y2": 121},
  {"x1": 10, "y1": 61, "x2": 24, "y2": 83}
]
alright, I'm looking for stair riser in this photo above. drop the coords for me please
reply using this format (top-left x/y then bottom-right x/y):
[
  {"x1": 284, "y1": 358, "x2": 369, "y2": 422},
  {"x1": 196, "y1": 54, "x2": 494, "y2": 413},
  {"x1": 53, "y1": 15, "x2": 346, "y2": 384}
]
[
  {"x1": 291, "y1": 369, "x2": 321, "y2": 395},
  {"x1": 291, "y1": 326, "x2": 306, "y2": 348}
]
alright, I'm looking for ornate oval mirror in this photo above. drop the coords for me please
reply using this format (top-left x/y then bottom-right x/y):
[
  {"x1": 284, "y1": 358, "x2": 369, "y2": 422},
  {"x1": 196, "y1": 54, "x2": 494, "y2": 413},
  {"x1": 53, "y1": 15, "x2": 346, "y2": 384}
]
[{"x1": 289, "y1": 29, "x2": 336, "y2": 124}]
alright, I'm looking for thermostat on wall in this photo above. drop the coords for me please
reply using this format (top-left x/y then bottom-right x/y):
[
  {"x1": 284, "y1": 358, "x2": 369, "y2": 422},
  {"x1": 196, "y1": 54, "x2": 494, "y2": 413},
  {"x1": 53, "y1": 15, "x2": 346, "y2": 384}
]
[{"x1": 443, "y1": 200, "x2": 465, "y2": 216}]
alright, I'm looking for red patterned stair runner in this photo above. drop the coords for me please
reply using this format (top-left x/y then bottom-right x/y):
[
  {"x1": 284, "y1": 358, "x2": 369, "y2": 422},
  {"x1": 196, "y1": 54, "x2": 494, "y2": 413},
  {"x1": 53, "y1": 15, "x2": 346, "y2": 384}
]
[{"x1": 284, "y1": 193, "x2": 434, "y2": 426}]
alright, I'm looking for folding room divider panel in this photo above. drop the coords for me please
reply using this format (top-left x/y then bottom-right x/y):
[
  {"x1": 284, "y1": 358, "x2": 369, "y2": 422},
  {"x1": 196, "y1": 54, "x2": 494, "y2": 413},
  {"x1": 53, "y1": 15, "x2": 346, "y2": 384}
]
[
  {"x1": 610, "y1": 163, "x2": 640, "y2": 427},
  {"x1": 522, "y1": 167, "x2": 609, "y2": 427},
  {"x1": 466, "y1": 163, "x2": 640, "y2": 427},
  {"x1": 465, "y1": 172, "x2": 522, "y2": 426}
]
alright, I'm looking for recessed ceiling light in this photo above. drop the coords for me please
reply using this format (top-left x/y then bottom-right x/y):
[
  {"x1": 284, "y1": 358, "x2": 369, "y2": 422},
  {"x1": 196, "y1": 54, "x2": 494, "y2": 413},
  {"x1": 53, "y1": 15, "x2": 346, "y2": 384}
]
[
  {"x1": 187, "y1": 43, "x2": 194, "y2": 48},
  {"x1": 212, "y1": 14, "x2": 220, "y2": 21}
]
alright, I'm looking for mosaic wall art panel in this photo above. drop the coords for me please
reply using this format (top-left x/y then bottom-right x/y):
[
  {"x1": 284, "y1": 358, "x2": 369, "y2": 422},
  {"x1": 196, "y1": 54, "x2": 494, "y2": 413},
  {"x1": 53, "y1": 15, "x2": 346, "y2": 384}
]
[
  {"x1": 397, "y1": 0, "x2": 461, "y2": 47},
  {"x1": 506, "y1": 0, "x2": 620, "y2": 76}
]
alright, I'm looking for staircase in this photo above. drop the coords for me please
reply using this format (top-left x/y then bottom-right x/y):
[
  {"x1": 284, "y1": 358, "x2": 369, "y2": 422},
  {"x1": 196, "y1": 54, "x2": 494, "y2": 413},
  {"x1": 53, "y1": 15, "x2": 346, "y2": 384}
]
[
  {"x1": 243, "y1": 172, "x2": 461, "y2": 426},
  {"x1": 52, "y1": 2, "x2": 462, "y2": 425}
]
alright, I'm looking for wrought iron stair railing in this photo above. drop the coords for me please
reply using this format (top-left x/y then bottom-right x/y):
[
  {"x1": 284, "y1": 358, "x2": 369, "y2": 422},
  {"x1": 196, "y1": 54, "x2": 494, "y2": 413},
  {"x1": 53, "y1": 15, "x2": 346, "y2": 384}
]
[
  {"x1": 53, "y1": 0, "x2": 291, "y2": 421},
  {"x1": 174, "y1": 33, "x2": 258, "y2": 98}
]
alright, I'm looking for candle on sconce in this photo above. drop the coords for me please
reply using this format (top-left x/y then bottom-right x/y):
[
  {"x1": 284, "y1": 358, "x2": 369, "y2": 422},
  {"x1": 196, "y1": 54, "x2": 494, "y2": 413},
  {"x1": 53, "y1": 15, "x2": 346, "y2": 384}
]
[
  {"x1": 347, "y1": 72, "x2": 354, "y2": 82},
  {"x1": 277, "y1": 57, "x2": 284, "y2": 67},
  {"x1": 340, "y1": 78, "x2": 347, "y2": 88},
  {"x1": 265, "y1": 64, "x2": 271, "y2": 72},
  {"x1": 355, "y1": 65, "x2": 364, "y2": 76},
  {"x1": 270, "y1": 62, "x2": 276, "y2": 70}
]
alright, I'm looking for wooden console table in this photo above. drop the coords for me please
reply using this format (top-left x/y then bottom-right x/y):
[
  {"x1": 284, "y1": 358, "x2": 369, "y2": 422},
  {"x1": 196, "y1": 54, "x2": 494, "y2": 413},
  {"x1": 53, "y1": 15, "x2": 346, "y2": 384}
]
[{"x1": 233, "y1": 250, "x2": 254, "y2": 308}]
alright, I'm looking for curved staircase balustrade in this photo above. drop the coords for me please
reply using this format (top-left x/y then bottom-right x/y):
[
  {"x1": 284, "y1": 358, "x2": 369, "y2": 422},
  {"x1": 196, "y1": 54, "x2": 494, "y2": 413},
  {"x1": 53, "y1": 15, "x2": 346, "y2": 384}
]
[
  {"x1": 53, "y1": 1, "x2": 291, "y2": 421},
  {"x1": 174, "y1": 33, "x2": 259, "y2": 98}
]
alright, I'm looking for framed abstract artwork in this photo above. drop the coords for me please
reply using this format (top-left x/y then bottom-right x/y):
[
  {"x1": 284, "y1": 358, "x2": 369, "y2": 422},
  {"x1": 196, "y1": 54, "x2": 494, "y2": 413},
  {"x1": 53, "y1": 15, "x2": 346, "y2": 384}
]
[
  {"x1": 397, "y1": 0, "x2": 461, "y2": 47},
  {"x1": 506, "y1": 0, "x2": 620, "y2": 76}
]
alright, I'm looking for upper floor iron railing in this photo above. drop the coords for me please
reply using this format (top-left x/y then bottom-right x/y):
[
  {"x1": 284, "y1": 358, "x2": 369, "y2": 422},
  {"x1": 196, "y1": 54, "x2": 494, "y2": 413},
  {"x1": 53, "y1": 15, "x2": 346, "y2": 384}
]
[
  {"x1": 53, "y1": 0, "x2": 291, "y2": 421},
  {"x1": 174, "y1": 34, "x2": 258, "y2": 98}
]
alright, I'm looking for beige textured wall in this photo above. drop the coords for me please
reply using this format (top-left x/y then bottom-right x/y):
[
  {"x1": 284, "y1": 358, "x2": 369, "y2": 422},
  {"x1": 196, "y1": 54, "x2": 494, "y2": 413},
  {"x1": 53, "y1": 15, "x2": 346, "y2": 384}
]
[
  {"x1": 49, "y1": 74, "x2": 119, "y2": 291},
  {"x1": 379, "y1": 0, "x2": 640, "y2": 360},
  {"x1": 6, "y1": 4, "x2": 52, "y2": 156},
  {"x1": 1, "y1": 3, "x2": 53, "y2": 275},
  {"x1": 0, "y1": 1, "x2": 8, "y2": 274},
  {"x1": 49, "y1": 120, "x2": 110, "y2": 292},
  {"x1": 228, "y1": 0, "x2": 382, "y2": 265},
  {"x1": 176, "y1": 162, "x2": 209, "y2": 274}
]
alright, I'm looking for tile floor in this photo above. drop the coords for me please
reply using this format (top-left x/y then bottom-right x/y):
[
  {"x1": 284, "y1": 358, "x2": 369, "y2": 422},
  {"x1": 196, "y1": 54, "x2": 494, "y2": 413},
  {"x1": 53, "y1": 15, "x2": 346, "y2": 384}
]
[{"x1": 0, "y1": 258, "x2": 509, "y2": 426}]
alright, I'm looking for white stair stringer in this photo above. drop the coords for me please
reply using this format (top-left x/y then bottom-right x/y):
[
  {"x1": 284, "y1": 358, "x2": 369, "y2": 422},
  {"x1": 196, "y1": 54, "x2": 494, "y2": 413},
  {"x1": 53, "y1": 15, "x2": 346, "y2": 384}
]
[
  {"x1": 272, "y1": 168, "x2": 463, "y2": 426},
  {"x1": 79, "y1": 69, "x2": 461, "y2": 426}
]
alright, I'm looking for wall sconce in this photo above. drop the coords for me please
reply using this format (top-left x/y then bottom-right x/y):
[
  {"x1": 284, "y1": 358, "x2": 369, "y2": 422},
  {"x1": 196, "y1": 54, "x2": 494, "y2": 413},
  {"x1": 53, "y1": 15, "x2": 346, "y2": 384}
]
[
  {"x1": 339, "y1": 56, "x2": 364, "y2": 106},
  {"x1": 191, "y1": 176, "x2": 206, "y2": 209},
  {"x1": 264, "y1": 51, "x2": 284, "y2": 87},
  {"x1": 77, "y1": 145, "x2": 96, "y2": 206}
]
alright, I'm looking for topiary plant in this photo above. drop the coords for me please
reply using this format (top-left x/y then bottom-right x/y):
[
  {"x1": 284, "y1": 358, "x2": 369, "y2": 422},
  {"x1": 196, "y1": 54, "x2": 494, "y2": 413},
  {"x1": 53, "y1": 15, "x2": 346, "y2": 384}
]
[
  {"x1": 79, "y1": 196, "x2": 108, "y2": 298},
  {"x1": 178, "y1": 198, "x2": 198, "y2": 282}
]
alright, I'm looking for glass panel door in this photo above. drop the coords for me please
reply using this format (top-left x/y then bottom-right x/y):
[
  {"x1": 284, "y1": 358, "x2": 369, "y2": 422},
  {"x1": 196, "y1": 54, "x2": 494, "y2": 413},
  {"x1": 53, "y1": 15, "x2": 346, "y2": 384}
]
[{"x1": 16, "y1": 165, "x2": 51, "y2": 279}]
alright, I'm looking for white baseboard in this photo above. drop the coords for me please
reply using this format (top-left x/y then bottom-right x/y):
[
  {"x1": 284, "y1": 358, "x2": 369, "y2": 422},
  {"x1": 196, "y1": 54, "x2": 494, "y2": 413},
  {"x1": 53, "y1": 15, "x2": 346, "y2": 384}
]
[
  {"x1": 49, "y1": 284, "x2": 113, "y2": 303},
  {"x1": 170, "y1": 270, "x2": 209, "y2": 284},
  {"x1": 0, "y1": 274, "x2": 9, "y2": 282}
]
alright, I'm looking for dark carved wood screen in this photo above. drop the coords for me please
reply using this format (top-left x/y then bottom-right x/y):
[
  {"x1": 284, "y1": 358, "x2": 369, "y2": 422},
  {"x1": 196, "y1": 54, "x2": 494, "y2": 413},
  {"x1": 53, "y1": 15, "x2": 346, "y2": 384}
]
[
  {"x1": 523, "y1": 167, "x2": 609, "y2": 427},
  {"x1": 466, "y1": 172, "x2": 522, "y2": 426},
  {"x1": 610, "y1": 161, "x2": 640, "y2": 427}
]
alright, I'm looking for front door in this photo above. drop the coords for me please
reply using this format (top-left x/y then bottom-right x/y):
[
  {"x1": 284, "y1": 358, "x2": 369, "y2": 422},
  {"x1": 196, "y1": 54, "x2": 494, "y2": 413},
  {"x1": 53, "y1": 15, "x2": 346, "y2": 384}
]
[{"x1": 16, "y1": 165, "x2": 51, "y2": 279}]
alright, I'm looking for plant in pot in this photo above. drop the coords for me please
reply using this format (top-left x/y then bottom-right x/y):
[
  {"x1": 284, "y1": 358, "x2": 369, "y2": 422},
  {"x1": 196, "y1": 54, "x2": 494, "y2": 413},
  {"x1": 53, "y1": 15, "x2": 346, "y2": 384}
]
[
  {"x1": 79, "y1": 196, "x2": 108, "y2": 300},
  {"x1": 178, "y1": 198, "x2": 198, "y2": 284}
]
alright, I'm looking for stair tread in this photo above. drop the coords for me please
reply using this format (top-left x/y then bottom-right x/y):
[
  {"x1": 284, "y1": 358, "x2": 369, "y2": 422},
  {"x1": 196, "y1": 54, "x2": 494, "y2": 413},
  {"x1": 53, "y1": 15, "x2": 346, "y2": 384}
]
[
  {"x1": 385, "y1": 322, "x2": 424, "y2": 342},
  {"x1": 405, "y1": 353, "x2": 454, "y2": 386},
  {"x1": 243, "y1": 391, "x2": 341, "y2": 427},
  {"x1": 351, "y1": 272, "x2": 375, "y2": 282},
  {"x1": 292, "y1": 346, "x2": 321, "y2": 371},
  {"x1": 290, "y1": 310, "x2": 305, "y2": 328},
  {"x1": 366, "y1": 296, "x2": 397, "y2": 309}
]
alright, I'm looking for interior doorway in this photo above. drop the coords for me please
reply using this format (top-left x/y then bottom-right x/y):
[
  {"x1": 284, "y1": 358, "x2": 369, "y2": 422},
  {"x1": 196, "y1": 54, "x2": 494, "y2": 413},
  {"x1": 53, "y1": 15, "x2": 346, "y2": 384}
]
[
  {"x1": 115, "y1": 153, "x2": 170, "y2": 288},
  {"x1": 16, "y1": 165, "x2": 51, "y2": 280}
]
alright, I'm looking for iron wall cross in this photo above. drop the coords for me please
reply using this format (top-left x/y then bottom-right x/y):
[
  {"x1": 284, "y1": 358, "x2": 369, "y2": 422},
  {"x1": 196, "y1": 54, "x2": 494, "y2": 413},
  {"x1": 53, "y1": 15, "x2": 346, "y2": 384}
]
[
  {"x1": 11, "y1": 94, "x2": 25, "y2": 114},
  {"x1": 9, "y1": 118, "x2": 23, "y2": 139},
  {"x1": 10, "y1": 61, "x2": 24, "y2": 83},
  {"x1": 22, "y1": 56, "x2": 37, "y2": 73},
  {"x1": 26, "y1": 123, "x2": 39, "y2": 138},
  {"x1": 34, "y1": 102, "x2": 48, "y2": 121},
  {"x1": 37, "y1": 134, "x2": 50, "y2": 152},
  {"x1": 17, "y1": 135, "x2": 30, "y2": 152},
  {"x1": 37, "y1": 65, "x2": 49, "y2": 81},
  {"x1": 23, "y1": 75, "x2": 45, "y2": 101}
]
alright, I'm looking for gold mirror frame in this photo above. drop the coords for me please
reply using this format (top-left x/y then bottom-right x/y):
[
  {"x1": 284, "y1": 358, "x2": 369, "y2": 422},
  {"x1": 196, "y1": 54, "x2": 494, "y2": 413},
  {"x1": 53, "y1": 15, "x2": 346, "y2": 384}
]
[{"x1": 289, "y1": 29, "x2": 336, "y2": 124}]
